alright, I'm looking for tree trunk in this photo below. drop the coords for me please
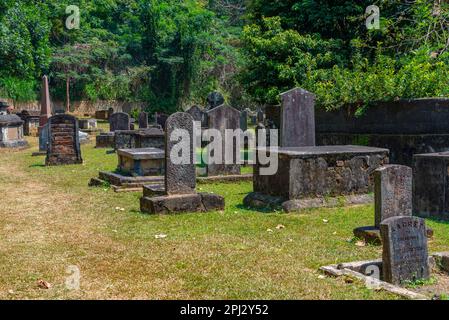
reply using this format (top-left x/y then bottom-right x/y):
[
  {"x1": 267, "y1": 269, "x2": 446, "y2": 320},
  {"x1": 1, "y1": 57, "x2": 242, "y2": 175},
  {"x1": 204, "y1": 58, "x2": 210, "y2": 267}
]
[{"x1": 66, "y1": 77, "x2": 70, "y2": 113}]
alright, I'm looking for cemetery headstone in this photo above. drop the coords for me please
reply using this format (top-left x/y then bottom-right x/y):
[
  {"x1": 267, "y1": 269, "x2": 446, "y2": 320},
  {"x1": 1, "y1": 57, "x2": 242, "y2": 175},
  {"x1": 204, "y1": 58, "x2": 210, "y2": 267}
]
[
  {"x1": 45, "y1": 114, "x2": 82, "y2": 166},
  {"x1": 186, "y1": 105, "x2": 203, "y2": 123},
  {"x1": 155, "y1": 112, "x2": 169, "y2": 130},
  {"x1": 380, "y1": 216, "x2": 429, "y2": 285},
  {"x1": 256, "y1": 109, "x2": 264, "y2": 124},
  {"x1": 109, "y1": 112, "x2": 130, "y2": 132},
  {"x1": 138, "y1": 112, "x2": 149, "y2": 129},
  {"x1": 206, "y1": 105, "x2": 241, "y2": 176},
  {"x1": 39, "y1": 123, "x2": 49, "y2": 152},
  {"x1": 280, "y1": 88, "x2": 316, "y2": 147},
  {"x1": 375, "y1": 165, "x2": 412, "y2": 227},
  {"x1": 165, "y1": 112, "x2": 196, "y2": 195}
]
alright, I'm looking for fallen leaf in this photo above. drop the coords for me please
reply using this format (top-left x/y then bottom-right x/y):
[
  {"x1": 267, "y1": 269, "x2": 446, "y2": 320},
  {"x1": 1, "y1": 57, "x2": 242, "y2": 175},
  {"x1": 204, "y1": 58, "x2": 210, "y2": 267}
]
[
  {"x1": 322, "y1": 219, "x2": 329, "y2": 223},
  {"x1": 37, "y1": 280, "x2": 51, "y2": 289},
  {"x1": 276, "y1": 224, "x2": 285, "y2": 230},
  {"x1": 155, "y1": 234, "x2": 167, "y2": 239},
  {"x1": 333, "y1": 231, "x2": 337, "y2": 235},
  {"x1": 344, "y1": 277, "x2": 354, "y2": 284},
  {"x1": 266, "y1": 229, "x2": 273, "y2": 233},
  {"x1": 318, "y1": 275, "x2": 326, "y2": 280}
]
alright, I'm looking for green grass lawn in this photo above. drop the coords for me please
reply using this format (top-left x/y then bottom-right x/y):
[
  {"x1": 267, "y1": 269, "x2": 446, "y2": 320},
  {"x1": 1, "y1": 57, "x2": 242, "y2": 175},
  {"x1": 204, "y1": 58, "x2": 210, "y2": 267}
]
[{"x1": 1, "y1": 136, "x2": 448, "y2": 299}]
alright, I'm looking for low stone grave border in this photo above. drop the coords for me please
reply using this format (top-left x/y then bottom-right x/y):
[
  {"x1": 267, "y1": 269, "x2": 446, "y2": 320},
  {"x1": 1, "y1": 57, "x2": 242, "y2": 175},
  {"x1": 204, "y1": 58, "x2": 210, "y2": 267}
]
[
  {"x1": 243, "y1": 192, "x2": 374, "y2": 212},
  {"x1": 89, "y1": 171, "x2": 253, "y2": 192},
  {"x1": 320, "y1": 252, "x2": 449, "y2": 300}
]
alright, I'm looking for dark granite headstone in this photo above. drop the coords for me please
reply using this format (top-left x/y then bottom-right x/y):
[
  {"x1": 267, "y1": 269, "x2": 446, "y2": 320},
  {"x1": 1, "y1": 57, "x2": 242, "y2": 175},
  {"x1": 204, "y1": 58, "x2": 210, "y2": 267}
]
[
  {"x1": 265, "y1": 105, "x2": 281, "y2": 129},
  {"x1": 109, "y1": 112, "x2": 130, "y2": 132},
  {"x1": 240, "y1": 110, "x2": 248, "y2": 132},
  {"x1": 375, "y1": 165, "x2": 412, "y2": 227},
  {"x1": 45, "y1": 114, "x2": 82, "y2": 166},
  {"x1": 155, "y1": 113, "x2": 169, "y2": 130},
  {"x1": 39, "y1": 123, "x2": 49, "y2": 152},
  {"x1": 413, "y1": 152, "x2": 449, "y2": 220},
  {"x1": 206, "y1": 105, "x2": 241, "y2": 176},
  {"x1": 380, "y1": 216, "x2": 429, "y2": 285},
  {"x1": 138, "y1": 112, "x2": 149, "y2": 129},
  {"x1": 165, "y1": 112, "x2": 196, "y2": 195},
  {"x1": 280, "y1": 88, "x2": 316, "y2": 147},
  {"x1": 206, "y1": 91, "x2": 224, "y2": 109},
  {"x1": 186, "y1": 105, "x2": 203, "y2": 123}
]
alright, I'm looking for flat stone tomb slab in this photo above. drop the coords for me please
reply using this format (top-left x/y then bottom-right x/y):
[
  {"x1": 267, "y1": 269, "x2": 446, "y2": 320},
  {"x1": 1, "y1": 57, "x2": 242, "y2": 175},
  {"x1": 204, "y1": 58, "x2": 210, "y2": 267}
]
[
  {"x1": 118, "y1": 147, "x2": 164, "y2": 176},
  {"x1": 253, "y1": 145, "x2": 389, "y2": 203}
]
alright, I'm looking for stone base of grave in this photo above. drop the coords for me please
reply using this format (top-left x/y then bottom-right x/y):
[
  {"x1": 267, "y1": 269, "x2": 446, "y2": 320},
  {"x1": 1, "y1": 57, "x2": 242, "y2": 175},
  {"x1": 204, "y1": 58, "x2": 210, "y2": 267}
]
[
  {"x1": 80, "y1": 128, "x2": 103, "y2": 135},
  {"x1": 243, "y1": 192, "x2": 373, "y2": 212},
  {"x1": 89, "y1": 171, "x2": 164, "y2": 192},
  {"x1": 95, "y1": 132, "x2": 115, "y2": 148},
  {"x1": 140, "y1": 192, "x2": 225, "y2": 214},
  {"x1": 353, "y1": 225, "x2": 434, "y2": 245},
  {"x1": 0, "y1": 140, "x2": 29, "y2": 149},
  {"x1": 320, "y1": 258, "x2": 434, "y2": 300},
  {"x1": 197, "y1": 173, "x2": 253, "y2": 184}
]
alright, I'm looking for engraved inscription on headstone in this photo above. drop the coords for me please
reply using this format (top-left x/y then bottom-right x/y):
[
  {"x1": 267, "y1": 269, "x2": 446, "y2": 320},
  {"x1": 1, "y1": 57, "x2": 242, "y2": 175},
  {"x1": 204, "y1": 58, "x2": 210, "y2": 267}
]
[{"x1": 380, "y1": 216, "x2": 429, "y2": 285}]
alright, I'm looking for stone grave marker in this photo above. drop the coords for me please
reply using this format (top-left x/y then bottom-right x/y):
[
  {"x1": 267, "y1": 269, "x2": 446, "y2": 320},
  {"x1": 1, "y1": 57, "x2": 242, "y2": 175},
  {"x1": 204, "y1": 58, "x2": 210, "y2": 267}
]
[
  {"x1": 186, "y1": 105, "x2": 203, "y2": 123},
  {"x1": 45, "y1": 114, "x2": 82, "y2": 166},
  {"x1": 240, "y1": 109, "x2": 248, "y2": 132},
  {"x1": 380, "y1": 216, "x2": 429, "y2": 285},
  {"x1": 138, "y1": 112, "x2": 149, "y2": 129},
  {"x1": 109, "y1": 112, "x2": 130, "y2": 132},
  {"x1": 140, "y1": 112, "x2": 225, "y2": 214},
  {"x1": 256, "y1": 109, "x2": 264, "y2": 124},
  {"x1": 375, "y1": 165, "x2": 412, "y2": 227},
  {"x1": 280, "y1": 88, "x2": 316, "y2": 147},
  {"x1": 165, "y1": 112, "x2": 196, "y2": 195},
  {"x1": 206, "y1": 105, "x2": 241, "y2": 176}
]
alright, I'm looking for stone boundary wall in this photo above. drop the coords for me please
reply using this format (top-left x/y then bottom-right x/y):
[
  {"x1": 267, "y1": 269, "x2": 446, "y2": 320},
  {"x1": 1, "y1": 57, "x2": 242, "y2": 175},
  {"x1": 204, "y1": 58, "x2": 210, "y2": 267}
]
[
  {"x1": 314, "y1": 99, "x2": 449, "y2": 166},
  {"x1": 4, "y1": 99, "x2": 145, "y2": 115}
]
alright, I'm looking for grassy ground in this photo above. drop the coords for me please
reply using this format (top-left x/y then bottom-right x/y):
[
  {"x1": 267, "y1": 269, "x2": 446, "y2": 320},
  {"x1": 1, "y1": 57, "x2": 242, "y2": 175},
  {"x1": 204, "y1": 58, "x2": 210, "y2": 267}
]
[{"x1": 1, "y1": 136, "x2": 449, "y2": 300}]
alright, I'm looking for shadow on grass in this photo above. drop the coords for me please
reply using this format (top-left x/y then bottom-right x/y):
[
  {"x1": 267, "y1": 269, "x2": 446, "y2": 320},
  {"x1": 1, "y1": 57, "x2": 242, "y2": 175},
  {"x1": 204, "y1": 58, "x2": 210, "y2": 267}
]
[
  {"x1": 29, "y1": 163, "x2": 45, "y2": 168},
  {"x1": 235, "y1": 203, "x2": 280, "y2": 214},
  {"x1": 425, "y1": 216, "x2": 449, "y2": 225}
]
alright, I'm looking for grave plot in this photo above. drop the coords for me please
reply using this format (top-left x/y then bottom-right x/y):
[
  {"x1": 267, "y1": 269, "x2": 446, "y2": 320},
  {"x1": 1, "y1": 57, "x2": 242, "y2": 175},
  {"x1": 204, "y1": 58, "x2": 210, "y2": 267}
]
[
  {"x1": 78, "y1": 118, "x2": 102, "y2": 134},
  {"x1": 95, "y1": 112, "x2": 130, "y2": 149},
  {"x1": 89, "y1": 147, "x2": 165, "y2": 192},
  {"x1": 321, "y1": 216, "x2": 449, "y2": 300}
]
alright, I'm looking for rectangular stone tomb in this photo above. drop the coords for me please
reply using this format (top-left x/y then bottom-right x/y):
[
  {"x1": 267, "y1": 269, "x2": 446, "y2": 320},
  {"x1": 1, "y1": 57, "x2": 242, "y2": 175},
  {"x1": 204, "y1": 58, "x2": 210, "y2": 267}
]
[
  {"x1": 114, "y1": 128, "x2": 164, "y2": 150},
  {"x1": 96, "y1": 132, "x2": 115, "y2": 148},
  {"x1": 118, "y1": 148, "x2": 164, "y2": 176},
  {"x1": 254, "y1": 145, "x2": 389, "y2": 200},
  {"x1": 413, "y1": 152, "x2": 449, "y2": 220}
]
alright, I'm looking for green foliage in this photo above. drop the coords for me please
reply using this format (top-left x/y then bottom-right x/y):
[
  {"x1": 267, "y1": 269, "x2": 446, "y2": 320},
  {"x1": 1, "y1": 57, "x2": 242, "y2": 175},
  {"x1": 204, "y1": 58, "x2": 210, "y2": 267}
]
[
  {"x1": 241, "y1": 1, "x2": 449, "y2": 112},
  {"x1": 0, "y1": 77, "x2": 37, "y2": 101}
]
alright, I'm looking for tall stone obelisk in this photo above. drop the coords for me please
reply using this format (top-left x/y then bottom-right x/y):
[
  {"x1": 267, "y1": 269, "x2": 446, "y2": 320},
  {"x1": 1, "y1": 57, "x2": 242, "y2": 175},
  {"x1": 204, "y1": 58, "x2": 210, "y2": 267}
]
[{"x1": 39, "y1": 75, "x2": 52, "y2": 131}]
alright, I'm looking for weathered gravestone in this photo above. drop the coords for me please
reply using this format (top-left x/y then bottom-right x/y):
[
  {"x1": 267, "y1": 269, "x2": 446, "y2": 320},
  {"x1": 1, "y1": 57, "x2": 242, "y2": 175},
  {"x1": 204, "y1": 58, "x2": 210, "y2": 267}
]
[
  {"x1": 138, "y1": 112, "x2": 149, "y2": 129},
  {"x1": 154, "y1": 112, "x2": 169, "y2": 130},
  {"x1": 206, "y1": 105, "x2": 241, "y2": 176},
  {"x1": 240, "y1": 109, "x2": 248, "y2": 132},
  {"x1": 45, "y1": 114, "x2": 82, "y2": 166},
  {"x1": 186, "y1": 105, "x2": 203, "y2": 123},
  {"x1": 375, "y1": 165, "x2": 412, "y2": 227},
  {"x1": 39, "y1": 75, "x2": 52, "y2": 130},
  {"x1": 380, "y1": 216, "x2": 429, "y2": 285},
  {"x1": 39, "y1": 123, "x2": 49, "y2": 152},
  {"x1": 109, "y1": 112, "x2": 130, "y2": 132},
  {"x1": 164, "y1": 113, "x2": 196, "y2": 195},
  {"x1": 140, "y1": 112, "x2": 225, "y2": 214},
  {"x1": 280, "y1": 88, "x2": 316, "y2": 147}
]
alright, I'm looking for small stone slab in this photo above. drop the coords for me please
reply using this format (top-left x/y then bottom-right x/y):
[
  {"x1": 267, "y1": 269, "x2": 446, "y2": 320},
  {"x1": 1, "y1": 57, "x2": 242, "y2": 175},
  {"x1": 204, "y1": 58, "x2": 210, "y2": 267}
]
[
  {"x1": 381, "y1": 216, "x2": 430, "y2": 285},
  {"x1": 140, "y1": 192, "x2": 224, "y2": 214},
  {"x1": 118, "y1": 148, "x2": 164, "y2": 160},
  {"x1": 186, "y1": 105, "x2": 203, "y2": 122}
]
